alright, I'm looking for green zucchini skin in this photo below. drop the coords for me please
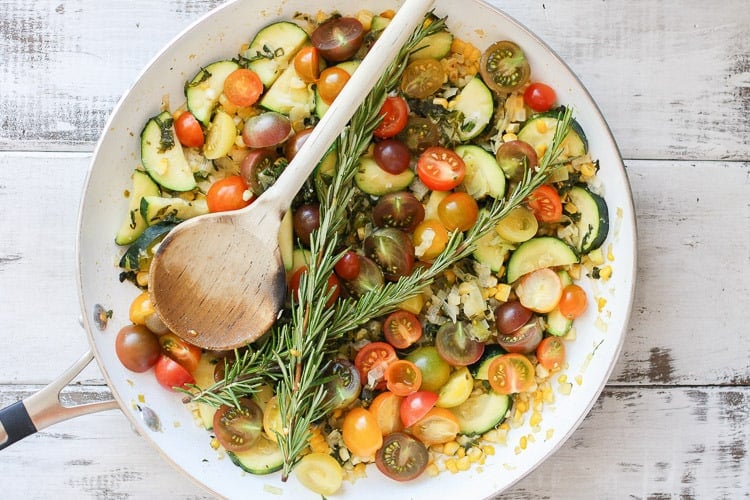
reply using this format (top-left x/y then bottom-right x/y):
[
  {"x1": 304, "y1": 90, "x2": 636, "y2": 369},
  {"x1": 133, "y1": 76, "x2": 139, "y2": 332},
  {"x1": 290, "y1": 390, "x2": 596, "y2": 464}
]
[
  {"x1": 185, "y1": 60, "x2": 240, "y2": 125},
  {"x1": 140, "y1": 111, "x2": 196, "y2": 192},
  {"x1": 506, "y1": 236, "x2": 580, "y2": 283},
  {"x1": 449, "y1": 388, "x2": 510, "y2": 435},
  {"x1": 566, "y1": 185, "x2": 609, "y2": 254},
  {"x1": 119, "y1": 221, "x2": 176, "y2": 271},
  {"x1": 227, "y1": 435, "x2": 284, "y2": 475}
]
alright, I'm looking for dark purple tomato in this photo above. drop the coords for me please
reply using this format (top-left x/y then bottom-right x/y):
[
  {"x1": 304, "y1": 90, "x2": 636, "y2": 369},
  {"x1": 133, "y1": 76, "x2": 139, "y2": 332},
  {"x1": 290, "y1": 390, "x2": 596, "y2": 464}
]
[
  {"x1": 494, "y1": 300, "x2": 533, "y2": 335},
  {"x1": 397, "y1": 116, "x2": 440, "y2": 154},
  {"x1": 115, "y1": 324, "x2": 161, "y2": 373},
  {"x1": 293, "y1": 204, "x2": 320, "y2": 246},
  {"x1": 497, "y1": 317, "x2": 544, "y2": 354},
  {"x1": 240, "y1": 148, "x2": 277, "y2": 195},
  {"x1": 495, "y1": 140, "x2": 538, "y2": 182},
  {"x1": 434, "y1": 321, "x2": 485, "y2": 366},
  {"x1": 372, "y1": 192, "x2": 425, "y2": 233},
  {"x1": 342, "y1": 255, "x2": 384, "y2": 298},
  {"x1": 324, "y1": 359, "x2": 361, "y2": 410},
  {"x1": 311, "y1": 17, "x2": 365, "y2": 62},
  {"x1": 375, "y1": 432, "x2": 429, "y2": 481},
  {"x1": 284, "y1": 127, "x2": 314, "y2": 161},
  {"x1": 242, "y1": 112, "x2": 292, "y2": 148},
  {"x1": 373, "y1": 138, "x2": 412, "y2": 174},
  {"x1": 364, "y1": 228, "x2": 415, "y2": 282}
]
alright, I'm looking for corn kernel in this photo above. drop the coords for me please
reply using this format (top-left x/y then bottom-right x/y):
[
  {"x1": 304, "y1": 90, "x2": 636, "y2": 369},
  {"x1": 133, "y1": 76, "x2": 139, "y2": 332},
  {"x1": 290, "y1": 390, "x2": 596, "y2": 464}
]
[
  {"x1": 457, "y1": 456, "x2": 471, "y2": 471},
  {"x1": 575, "y1": 374, "x2": 583, "y2": 386},
  {"x1": 482, "y1": 445, "x2": 495, "y2": 456},
  {"x1": 580, "y1": 162, "x2": 597, "y2": 177},
  {"x1": 494, "y1": 283, "x2": 512, "y2": 302},
  {"x1": 426, "y1": 463, "x2": 440, "y2": 477},
  {"x1": 445, "y1": 458, "x2": 458, "y2": 473},
  {"x1": 557, "y1": 374, "x2": 568, "y2": 385},
  {"x1": 536, "y1": 143, "x2": 548, "y2": 158},
  {"x1": 356, "y1": 10, "x2": 374, "y2": 31},
  {"x1": 502, "y1": 133, "x2": 518, "y2": 142},
  {"x1": 467, "y1": 447, "x2": 483, "y2": 463},
  {"x1": 456, "y1": 446, "x2": 466, "y2": 458},
  {"x1": 443, "y1": 441, "x2": 460, "y2": 456},
  {"x1": 607, "y1": 243, "x2": 615, "y2": 262},
  {"x1": 530, "y1": 411, "x2": 542, "y2": 427},
  {"x1": 430, "y1": 443, "x2": 444, "y2": 454},
  {"x1": 546, "y1": 428, "x2": 555, "y2": 440},
  {"x1": 535, "y1": 120, "x2": 548, "y2": 134},
  {"x1": 210, "y1": 438, "x2": 220, "y2": 450},
  {"x1": 379, "y1": 9, "x2": 395, "y2": 19},
  {"x1": 599, "y1": 265, "x2": 613, "y2": 281},
  {"x1": 597, "y1": 297, "x2": 608, "y2": 312},
  {"x1": 519, "y1": 436, "x2": 528, "y2": 450}
]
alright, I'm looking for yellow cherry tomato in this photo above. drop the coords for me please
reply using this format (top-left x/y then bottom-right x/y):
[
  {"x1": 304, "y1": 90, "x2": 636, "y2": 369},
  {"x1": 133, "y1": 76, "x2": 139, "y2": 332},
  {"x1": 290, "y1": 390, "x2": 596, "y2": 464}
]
[{"x1": 129, "y1": 291, "x2": 155, "y2": 325}]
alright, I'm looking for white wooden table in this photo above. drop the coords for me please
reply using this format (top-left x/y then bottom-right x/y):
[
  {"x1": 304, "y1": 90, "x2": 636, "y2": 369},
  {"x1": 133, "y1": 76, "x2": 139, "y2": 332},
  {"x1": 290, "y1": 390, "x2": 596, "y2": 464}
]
[{"x1": 1, "y1": 1, "x2": 748, "y2": 498}]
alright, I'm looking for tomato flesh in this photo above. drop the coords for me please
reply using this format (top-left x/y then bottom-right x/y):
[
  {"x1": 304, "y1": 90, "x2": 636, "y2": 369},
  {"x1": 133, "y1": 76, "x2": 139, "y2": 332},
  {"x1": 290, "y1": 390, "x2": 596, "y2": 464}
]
[
  {"x1": 213, "y1": 397, "x2": 263, "y2": 452},
  {"x1": 223, "y1": 68, "x2": 263, "y2": 107},
  {"x1": 383, "y1": 310, "x2": 422, "y2": 349},
  {"x1": 354, "y1": 341, "x2": 397, "y2": 389},
  {"x1": 487, "y1": 353, "x2": 535, "y2": 395},
  {"x1": 386, "y1": 359, "x2": 422, "y2": 397},
  {"x1": 374, "y1": 96, "x2": 409, "y2": 139},
  {"x1": 375, "y1": 432, "x2": 429, "y2": 482},
  {"x1": 159, "y1": 333, "x2": 202, "y2": 372},
  {"x1": 480, "y1": 40, "x2": 530, "y2": 94},
  {"x1": 437, "y1": 192, "x2": 479, "y2": 231},
  {"x1": 369, "y1": 391, "x2": 404, "y2": 435},
  {"x1": 410, "y1": 407, "x2": 460, "y2": 446},
  {"x1": 293, "y1": 46, "x2": 321, "y2": 83},
  {"x1": 435, "y1": 321, "x2": 485, "y2": 366},
  {"x1": 537, "y1": 336, "x2": 566, "y2": 370},
  {"x1": 311, "y1": 17, "x2": 364, "y2": 62},
  {"x1": 401, "y1": 58, "x2": 445, "y2": 99},
  {"x1": 527, "y1": 184, "x2": 563, "y2": 222},
  {"x1": 400, "y1": 390, "x2": 438, "y2": 428},
  {"x1": 416, "y1": 146, "x2": 466, "y2": 191}
]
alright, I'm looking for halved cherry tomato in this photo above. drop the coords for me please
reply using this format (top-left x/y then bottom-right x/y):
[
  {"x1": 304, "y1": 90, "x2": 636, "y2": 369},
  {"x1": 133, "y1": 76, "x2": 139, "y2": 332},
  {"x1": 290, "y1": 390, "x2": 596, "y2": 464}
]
[
  {"x1": 206, "y1": 175, "x2": 252, "y2": 213},
  {"x1": 294, "y1": 452, "x2": 343, "y2": 496},
  {"x1": 386, "y1": 359, "x2": 422, "y2": 396},
  {"x1": 311, "y1": 17, "x2": 364, "y2": 62},
  {"x1": 524, "y1": 82, "x2": 557, "y2": 112},
  {"x1": 406, "y1": 346, "x2": 451, "y2": 393},
  {"x1": 497, "y1": 317, "x2": 544, "y2": 354},
  {"x1": 536, "y1": 336, "x2": 566, "y2": 371},
  {"x1": 383, "y1": 310, "x2": 422, "y2": 349},
  {"x1": 293, "y1": 46, "x2": 321, "y2": 83},
  {"x1": 369, "y1": 391, "x2": 404, "y2": 435},
  {"x1": 400, "y1": 58, "x2": 445, "y2": 99},
  {"x1": 495, "y1": 140, "x2": 537, "y2": 182},
  {"x1": 416, "y1": 146, "x2": 466, "y2": 191},
  {"x1": 409, "y1": 407, "x2": 460, "y2": 446},
  {"x1": 375, "y1": 432, "x2": 428, "y2": 481},
  {"x1": 374, "y1": 96, "x2": 409, "y2": 139},
  {"x1": 129, "y1": 291, "x2": 155, "y2": 325},
  {"x1": 354, "y1": 341, "x2": 398, "y2": 389},
  {"x1": 558, "y1": 283, "x2": 588, "y2": 319},
  {"x1": 174, "y1": 111, "x2": 205, "y2": 148},
  {"x1": 288, "y1": 266, "x2": 340, "y2": 308},
  {"x1": 487, "y1": 353, "x2": 535, "y2": 395},
  {"x1": 412, "y1": 219, "x2": 449, "y2": 261},
  {"x1": 154, "y1": 355, "x2": 195, "y2": 391},
  {"x1": 400, "y1": 390, "x2": 438, "y2": 428},
  {"x1": 479, "y1": 40, "x2": 530, "y2": 94},
  {"x1": 435, "y1": 321, "x2": 485, "y2": 366},
  {"x1": 213, "y1": 397, "x2": 263, "y2": 452},
  {"x1": 527, "y1": 184, "x2": 563, "y2": 222},
  {"x1": 223, "y1": 68, "x2": 263, "y2": 107},
  {"x1": 334, "y1": 250, "x2": 361, "y2": 280},
  {"x1": 317, "y1": 67, "x2": 350, "y2": 104},
  {"x1": 159, "y1": 333, "x2": 202, "y2": 372},
  {"x1": 437, "y1": 192, "x2": 479, "y2": 231},
  {"x1": 342, "y1": 407, "x2": 383, "y2": 457}
]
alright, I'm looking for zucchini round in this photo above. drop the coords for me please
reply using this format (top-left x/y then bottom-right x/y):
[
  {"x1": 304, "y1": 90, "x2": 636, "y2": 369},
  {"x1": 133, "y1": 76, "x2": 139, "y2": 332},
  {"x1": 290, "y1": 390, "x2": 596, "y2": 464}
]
[
  {"x1": 449, "y1": 389, "x2": 510, "y2": 435},
  {"x1": 506, "y1": 236, "x2": 579, "y2": 283},
  {"x1": 566, "y1": 185, "x2": 609, "y2": 253}
]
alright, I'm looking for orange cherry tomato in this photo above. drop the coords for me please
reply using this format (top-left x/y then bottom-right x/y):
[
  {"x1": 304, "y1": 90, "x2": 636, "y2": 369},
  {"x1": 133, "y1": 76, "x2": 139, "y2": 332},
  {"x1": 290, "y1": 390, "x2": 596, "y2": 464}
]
[
  {"x1": 536, "y1": 336, "x2": 566, "y2": 371},
  {"x1": 317, "y1": 67, "x2": 350, "y2": 104},
  {"x1": 206, "y1": 175, "x2": 252, "y2": 213},
  {"x1": 487, "y1": 353, "x2": 535, "y2": 395},
  {"x1": 223, "y1": 68, "x2": 263, "y2": 107},
  {"x1": 437, "y1": 192, "x2": 479, "y2": 231},
  {"x1": 558, "y1": 283, "x2": 588, "y2": 319},
  {"x1": 354, "y1": 342, "x2": 397, "y2": 389},
  {"x1": 174, "y1": 111, "x2": 205, "y2": 148},
  {"x1": 527, "y1": 184, "x2": 562, "y2": 222},
  {"x1": 293, "y1": 46, "x2": 322, "y2": 83},
  {"x1": 385, "y1": 359, "x2": 422, "y2": 397},
  {"x1": 373, "y1": 96, "x2": 409, "y2": 139},
  {"x1": 342, "y1": 407, "x2": 383, "y2": 457},
  {"x1": 416, "y1": 146, "x2": 466, "y2": 191},
  {"x1": 412, "y1": 219, "x2": 449, "y2": 261},
  {"x1": 369, "y1": 391, "x2": 404, "y2": 435},
  {"x1": 409, "y1": 407, "x2": 460, "y2": 446}
]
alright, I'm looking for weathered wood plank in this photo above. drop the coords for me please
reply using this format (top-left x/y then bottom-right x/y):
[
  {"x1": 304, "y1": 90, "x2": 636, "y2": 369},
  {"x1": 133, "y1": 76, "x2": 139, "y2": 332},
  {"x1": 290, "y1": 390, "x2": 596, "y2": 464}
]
[
  {"x1": 1, "y1": 155, "x2": 747, "y2": 386},
  {"x1": 1, "y1": 386, "x2": 747, "y2": 498},
  {"x1": 0, "y1": 0, "x2": 748, "y2": 160}
]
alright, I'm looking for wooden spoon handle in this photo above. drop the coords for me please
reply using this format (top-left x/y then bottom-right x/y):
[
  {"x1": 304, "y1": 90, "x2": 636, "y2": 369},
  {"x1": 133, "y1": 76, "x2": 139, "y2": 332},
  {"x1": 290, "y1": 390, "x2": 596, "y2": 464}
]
[{"x1": 261, "y1": 0, "x2": 435, "y2": 208}]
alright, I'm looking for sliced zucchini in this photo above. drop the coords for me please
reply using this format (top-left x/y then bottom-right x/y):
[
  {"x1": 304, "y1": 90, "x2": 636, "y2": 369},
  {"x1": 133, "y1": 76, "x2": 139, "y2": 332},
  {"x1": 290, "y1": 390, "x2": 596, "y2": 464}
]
[
  {"x1": 469, "y1": 344, "x2": 504, "y2": 380},
  {"x1": 259, "y1": 62, "x2": 315, "y2": 116},
  {"x1": 449, "y1": 388, "x2": 510, "y2": 435},
  {"x1": 545, "y1": 306, "x2": 572, "y2": 337},
  {"x1": 410, "y1": 30, "x2": 454, "y2": 61},
  {"x1": 227, "y1": 434, "x2": 284, "y2": 475},
  {"x1": 140, "y1": 195, "x2": 208, "y2": 225},
  {"x1": 506, "y1": 236, "x2": 579, "y2": 283},
  {"x1": 456, "y1": 144, "x2": 505, "y2": 200},
  {"x1": 192, "y1": 353, "x2": 221, "y2": 430},
  {"x1": 472, "y1": 229, "x2": 513, "y2": 273},
  {"x1": 314, "y1": 60, "x2": 359, "y2": 118},
  {"x1": 243, "y1": 21, "x2": 309, "y2": 88},
  {"x1": 118, "y1": 221, "x2": 176, "y2": 271},
  {"x1": 185, "y1": 60, "x2": 240, "y2": 125},
  {"x1": 203, "y1": 109, "x2": 237, "y2": 160},
  {"x1": 115, "y1": 170, "x2": 160, "y2": 245},
  {"x1": 566, "y1": 185, "x2": 609, "y2": 253},
  {"x1": 354, "y1": 156, "x2": 414, "y2": 196},
  {"x1": 517, "y1": 109, "x2": 587, "y2": 161},
  {"x1": 140, "y1": 111, "x2": 196, "y2": 192},
  {"x1": 451, "y1": 77, "x2": 493, "y2": 141}
]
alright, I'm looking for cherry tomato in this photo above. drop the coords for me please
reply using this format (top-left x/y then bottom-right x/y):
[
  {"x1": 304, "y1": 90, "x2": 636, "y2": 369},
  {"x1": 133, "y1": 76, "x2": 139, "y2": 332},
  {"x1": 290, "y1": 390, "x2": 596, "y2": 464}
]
[
  {"x1": 398, "y1": 116, "x2": 440, "y2": 154},
  {"x1": 223, "y1": 68, "x2": 263, "y2": 107},
  {"x1": 292, "y1": 203, "x2": 320, "y2": 246},
  {"x1": 375, "y1": 432, "x2": 428, "y2": 482},
  {"x1": 495, "y1": 140, "x2": 538, "y2": 182},
  {"x1": 373, "y1": 138, "x2": 411, "y2": 174},
  {"x1": 386, "y1": 360, "x2": 422, "y2": 397},
  {"x1": 295, "y1": 452, "x2": 343, "y2": 496},
  {"x1": 487, "y1": 353, "x2": 535, "y2": 395},
  {"x1": 324, "y1": 359, "x2": 361, "y2": 410},
  {"x1": 494, "y1": 300, "x2": 533, "y2": 335},
  {"x1": 242, "y1": 111, "x2": 292, "y2": 148},
  {"x1": 527, "y1": 184, "x2": 563, "y2": 222},
  {"x1": 406, "y1": 346, "x2": 451, "y2": 393},
  {"x1": 317, "y1": 67, "x2": 350, "y2": 104},
  {"x1": 479, "y1": 40, "x2": 530, "y2": 94},
  {"x1": 284, "y1": 127, "x2": 314, "y2": 161},
  {"x1": 558, "y1": 283, "x2": 588, "y2": 319},
  {"x1": 293, "y1": 46, "x2": 321, "y2": 83},
  {"x1": 494, "y1": 205, "x2": 538, "y2": 243},
  {"x1": 524, "y1": 82, "x2": 557, "y2": 112},
  {"x1": 334, "y1": 250, "x2": 361, "y2": 280},
  {"x1": 364, "y1": 227, "x2": 415, "y2": 282},
  {"x1": 515, "y1": 268, "x2": 563, "y2": 313},
  {"x1": 374, "y1": 96, "x2": 409, "y2": 139},
  {"x1": 435, "y1": 321, "x2": 485, "y2": 366},
  {"x1": 437, "y1": 192, "x2": 479, "y2": 231},
  {"x1": 400, "y1": 58, "x2": 445, "y2": 99},
  {"x1": 154, "y1": 354, "x2": 195, "y2": 391},
  {"x1": 129, "y1": 291, "x2": 155, "y2": 325},
  {"x1": 213, "y1": 397, "x2": 263, "y2": 452},
  {"x1": 158, "y1": 333, "x2": 202, "y2": 372},
  {"x1": 416, "y1": 146, "x2": 466, "y2": 191},
  {"x1": 342, "y1": 407, "x2": 383, "y2": 457},
  {"x1": 354, "y1": 341, "x2": 397, "y2": 389},
  {"x1": 537, "y1": 336, "x2": 566, "y2": 371},
  {"x1": 410, "y1": 407, "x2": 460, "y2": 446},
  {"x1": 311, "y1": 17, "x2": 364, "y2": 62},
  {"x1": 497, "y1": 317, "x2": 544, "y2": 354},
  {"x1": 383, "y1": 310, "x2": 422, "y2": 349},
  {"x1": 115, "y1": 324, "x2": 160, "y2": 373},
  {"x1": 174, "y1": 111, "x2": 204, "y2": 148},
  {"x1": 400, "y1": 390, "x2": 438, "y2": 428},
  {"x1": 372, "y1": 192, "x2": 425, "y2": 233},
  {"x1": 288, "y1": 266, "x2": 340, "y2": 308},
  {"x1": 369, "y1": 391, "x2": 404, "y2": 435},
  {"x1": 412, "y1": 219, "x2": 449, "y2": 261},
  {"x1": 206, "y1": 175, "x2": 252, "y2": 212},
  {"x1": 240, "y1": 148, "x2": 277, "y2": 195}
]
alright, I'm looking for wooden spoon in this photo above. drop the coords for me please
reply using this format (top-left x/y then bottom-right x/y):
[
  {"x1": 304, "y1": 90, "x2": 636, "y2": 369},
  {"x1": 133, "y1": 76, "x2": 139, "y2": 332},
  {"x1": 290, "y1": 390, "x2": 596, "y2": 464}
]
[{"x1": 149, "y1": 0, "x2": 435, "y2": 350}]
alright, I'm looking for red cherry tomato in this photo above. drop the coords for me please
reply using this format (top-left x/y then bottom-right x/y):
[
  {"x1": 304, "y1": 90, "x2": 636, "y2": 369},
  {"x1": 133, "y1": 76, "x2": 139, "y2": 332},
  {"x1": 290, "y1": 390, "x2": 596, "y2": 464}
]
[
  {"x1": 334, "y1": 250, "x2": 361, "y2": 280},
  {"x1": 158, "y1": 333, "x2": 202, "y2": 372},
  {"x1": 400, "y1": 390, "x2": 438, "y2": 428},
  {"x1": 206, "y1": 175, "x2": 252, "y2": 213},
  {"x1": 154, "y1": 355, "x2": 195, "y2": 391},
  {"x1": 527, "y1": 184, "x2": 563, "y2": 222},
  {"x1": 383, "y1": 310, "x2": 423, "y2": 349},
  {"x1": 416, "y1": 146, "x2": 466, "y2": 191},
  {"x1": 288, "y1": 266, "x2": 340, "y2": 308},
  {"x1": 524, "y1": 82, "x2": 557, "y2": 112},
  {"x1": 373, "y1": 96, "x2": 409, "y2": 139},
  {"x1": 174, "y1": 111, "x2": 204, "y2": 148},
  {"x1": 223, "y1": 68, "x2": 264, "y2": 107},
  {"x1": 354, "y1": 341, "x2": 397, "y2": 389}
]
